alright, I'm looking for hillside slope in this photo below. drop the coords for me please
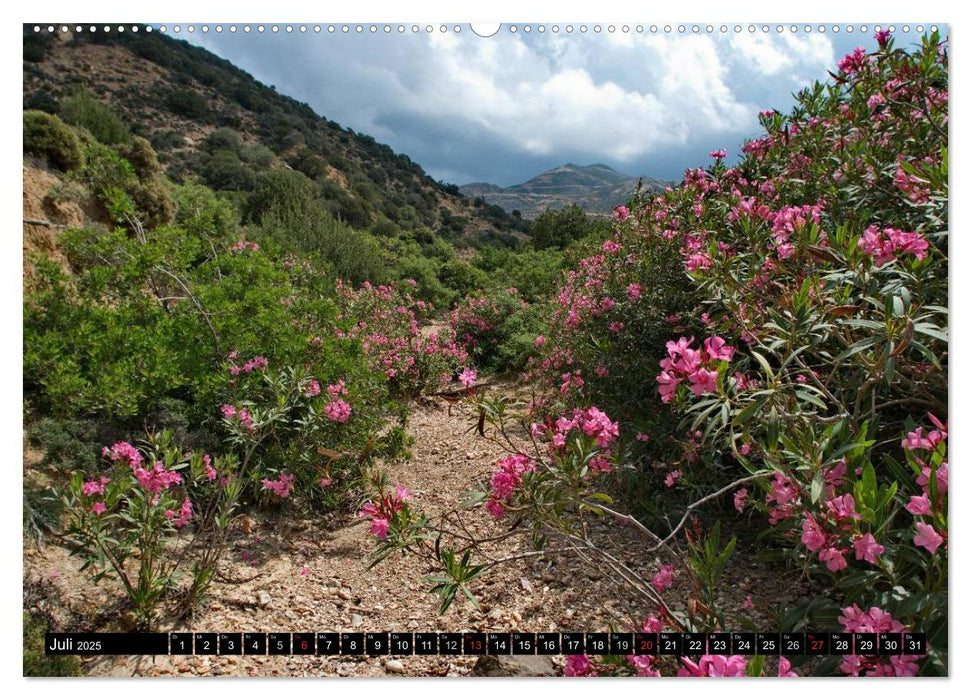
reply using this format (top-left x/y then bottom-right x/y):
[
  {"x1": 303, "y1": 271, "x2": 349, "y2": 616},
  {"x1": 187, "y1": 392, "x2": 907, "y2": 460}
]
[{"x1": 22, "y1": 26, "x2": 525, "y2": 247}]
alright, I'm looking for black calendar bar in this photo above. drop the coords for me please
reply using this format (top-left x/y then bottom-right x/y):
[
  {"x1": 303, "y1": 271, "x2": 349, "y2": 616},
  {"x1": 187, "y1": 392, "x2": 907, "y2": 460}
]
[
  {"x1": 44, "y1": 631, "x2": 927, "y2": 656},
  {"x1": 44, "y1": 633, "x2": 168, "y2": 655}
]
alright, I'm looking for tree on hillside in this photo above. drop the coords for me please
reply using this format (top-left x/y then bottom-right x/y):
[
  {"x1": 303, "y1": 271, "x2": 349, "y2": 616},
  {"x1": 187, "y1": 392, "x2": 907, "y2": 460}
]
[{"x1": 529, "y1": 205, "x2": 592, "y2": 249}]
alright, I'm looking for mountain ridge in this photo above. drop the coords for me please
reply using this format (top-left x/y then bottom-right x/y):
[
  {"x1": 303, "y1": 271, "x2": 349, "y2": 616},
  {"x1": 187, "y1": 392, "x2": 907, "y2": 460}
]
[{"x1": 461, "y1": 163, "x2": 671, "y2": 218}]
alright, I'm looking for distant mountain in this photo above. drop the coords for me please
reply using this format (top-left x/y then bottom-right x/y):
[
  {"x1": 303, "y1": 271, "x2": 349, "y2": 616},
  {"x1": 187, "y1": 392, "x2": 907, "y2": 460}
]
[{"x1": 461, "y1": 164, "x2": 671, "y2": 219}]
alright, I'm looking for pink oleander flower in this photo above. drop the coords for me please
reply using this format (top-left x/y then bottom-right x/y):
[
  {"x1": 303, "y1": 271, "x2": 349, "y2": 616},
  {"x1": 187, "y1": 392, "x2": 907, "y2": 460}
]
[
  {"x1": 486, "y1": 498, "x2": 505, "y2": 518},
  {"x1": 742, "y1": 595, "x2": 754, "y2": 611},
  {"x1": 324, "y1": 400, "x2": 352, "y2": 423},
  {"x1": 82, "y1": 476, "x2": 110, "y2": 496},
  {"x1": 906, "y1": 494, "x2": 932, "y2": 516},
  {"x1": 564, "y1": 654, "x2": 597, "y2": 677},
  {"x1": 261, "y1": 473, "x2": 296, "y2": 498},
  {"x1": 913, "y1": 522, "x2": 943, "y2": 554},
  {"x1": 664, "y1": 470, "x2": 682, "y2": 488},
  {"x1": 733, "y1": 488, "x2": 748, "y2": 513},
  {"x1": 626, "y1": 283, "x2": 643, "y2": 301},
  {"x1": 613, "y1": 205, "x2": 630, "y2": 222},
  {"x1": 826, "y1": 493, "x2": 861, "y2": 521},
  {"x1": 394, "y1": 484, "x2": 412, "y2": 502},
  {"x1": 459, "y1": 367, "x2": 478, "y2": 388},
  {"x1": 369, "y1": 517, "x2": 390, "y2": 540},
  {"x1": 837, "y1": 46, "x2": 870, "y2": 75},
  {"x1": 102, "y1": 441, "x2": 143, "y2": 468},
  {"x1": 801, "y1": 514, "x2": 826, "y2": 552},
  {"x1": 678, "y1": 655, "x2": 747, "y2": 677},
  {"x1": 778, "y1": 657, "x2": 799, "y2": 677},
  {"x1": 304, "y1": 379, "x2": 321, "y2": 397},
  {"x1": 327, "y1": 380, "x2": 348, "y2": 399},
  {"x1": 852, "y1": 533, "x2": 885, "y2": 565},
  {"x1": 133, "y1": 461, "x2": 183, "y2": 494},
  {"x1": 874, "y1": 29, "x2": 892, "y2": 47},
  {"x1": 652, "y1": 564, "x2": 675, "y2": 591},
  {"x1": 636, "y1": 432, "x2": 650, "y2": 442},
  {"x1": 819, "y1": 547, "x2": 848, "y2": 572},
  {"x1": 92, "y1": 501, "x2": 107, "y2": 515},
  {"x1": 534, "y1": 335, "x2": 546, "y2": 348},
  {"x1": 319, "y1": 477, "x2": 334, "y2": 488},
  {"x1": 739, "y1": 443, "x2": 752, "y2": 456},
  {"x1": 203, "y1": 454, "x2": 217, "y2": 482},
  {"x1": 710, "y1": 148, "x2": 727, "y2": 159},
  {"x1": 165, "y1": 498, "x2": 193, "y2": 528},
  {"x1": 220, "y1": 404, "x2": 237, "y2": 419}
]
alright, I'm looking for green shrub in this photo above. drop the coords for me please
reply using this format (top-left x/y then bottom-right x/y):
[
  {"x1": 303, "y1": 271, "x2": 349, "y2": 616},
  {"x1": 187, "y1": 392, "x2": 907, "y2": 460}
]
[
  {"x1": 130, "y1": 179, "x2": 176, "y2": 228},
  {"x1": 125, "y1": 136, "x2": 160, "y2": 178},
  {"x1": 165, "y1": 88, "x2": 209, "y2": 120},
  {"x1": 59, "y1": 90, "x2": 129, "y2": 145},
  {"x1": 23, "y1": 111, "x2": 84, "y2": 171}
]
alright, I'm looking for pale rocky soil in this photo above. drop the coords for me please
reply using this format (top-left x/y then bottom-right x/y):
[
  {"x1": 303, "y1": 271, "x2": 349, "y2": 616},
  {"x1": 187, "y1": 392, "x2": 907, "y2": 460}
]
[{"x1": 24, "y1": 384, "x2": 807, "y2": 677}]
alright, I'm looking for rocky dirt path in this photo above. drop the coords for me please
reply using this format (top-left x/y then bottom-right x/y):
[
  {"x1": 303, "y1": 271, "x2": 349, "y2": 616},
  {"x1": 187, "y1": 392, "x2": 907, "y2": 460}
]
[{"x1": 24, "y1": 384, "x2": 793, "y2": 677}]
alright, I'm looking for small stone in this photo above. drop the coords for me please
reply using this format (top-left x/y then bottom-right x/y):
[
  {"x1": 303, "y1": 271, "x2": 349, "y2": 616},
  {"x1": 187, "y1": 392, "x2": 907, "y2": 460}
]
[
  {"x1": 257, "y1": 591, "x2": 272, "y2": 607},
  {"x1": 351, "y1": 613, "x2": 365, "y2": 626},
  {"x1": 385, "y1": 659, "x2": 405, "y2": 674}
]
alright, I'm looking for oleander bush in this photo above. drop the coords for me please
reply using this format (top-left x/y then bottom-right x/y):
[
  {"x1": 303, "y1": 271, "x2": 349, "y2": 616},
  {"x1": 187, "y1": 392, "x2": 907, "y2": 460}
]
[{"x1": 363, "y1": 31, "x2": 948, "y2": 676}]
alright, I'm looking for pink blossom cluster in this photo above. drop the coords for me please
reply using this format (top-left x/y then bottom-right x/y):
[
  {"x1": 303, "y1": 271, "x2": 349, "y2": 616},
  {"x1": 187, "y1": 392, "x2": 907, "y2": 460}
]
[
  {"x1": 102, "y1": 441, "x2": 143, "y2": 468},
  {"x1": 838, "y1": 605, "x2": 921, "y2": 676},
  {"x1": 261, "y1": 473, "x2": 295, "y2": 499},
  {"x1": 133, "y1": 461, "x2": 183, "y2": 495},
  {"x1": 458, "y1": 367, "x2": 478, "y2": 388},
  {"x1": 357, "y1": 484, "x2": 411, "y2": 540},
  {"x1": 229, "y1": 355, "x2": 269, "y2": 376},
  {"x1": 857, "y1": 225, "x2": 929, "y2": 266},
  {"x1": 304, "y1": 379, "x2": 321, "y2": 397},
  {"x1": 837, "y1": 46, "x2": 871, "y2": 75},
  {"x1": 327, "y1": 380, "x2": 348, "y2": 399},
  {"x1": 613, "y1": 205, "x2": 630, "y2": 222},
  {"x1": 221, "y1": 404, "x2": 254, "y2": 430},
  {"x1": 677, "y1": 655, "x2": 748, "y2": 677},
  {"x1": 164, "y1": 498, "x2": 193, "y2": 528},
  {"x1": 563, "y1": 654, "x2": 598, "y2": 677},
  {"x1": 486, "y1": 453, "x2": 536, "y2": 519},
  {"x1": 82, "y1": 476, "x2": 110, "y2": 496},
  {"x1": 656, "y1": 336, "x2": 735, "y2": 403},
  {"x1": 230, "y1": 240, "x2": 259, "y2": 252},
  {"x1": 902, "y1": 414, "x2": 947, "y2": 555},
  {"x1": 652, "y1": 564, "x2": 675, "y2": 591},
  {"x1": 338, "y1": 280, "x2": 468, "y2": 388},
  {"x1": 766, "y1": 203, "x2": 824, "y2": 259},
  {"x1": 324, "y1": 399, "x2": 352, "y2": 423},
  {"x1": 893, "y1": 162, "x2": 932, "y2": 204},
  {"x1": 202, "y1": 454, "x2": 217, "y2": 481}
]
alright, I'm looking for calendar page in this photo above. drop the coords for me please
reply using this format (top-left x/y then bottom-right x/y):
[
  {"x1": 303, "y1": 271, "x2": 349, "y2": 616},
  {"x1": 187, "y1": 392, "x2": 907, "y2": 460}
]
[{"x1": 21, "y1": 9, "x2": 948, "y2": 682}]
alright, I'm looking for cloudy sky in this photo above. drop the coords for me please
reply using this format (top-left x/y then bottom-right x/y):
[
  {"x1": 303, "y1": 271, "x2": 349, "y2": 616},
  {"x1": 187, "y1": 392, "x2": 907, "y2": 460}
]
[{"x1": 185, "y1": 26, "x2": 898, "y2": 186}]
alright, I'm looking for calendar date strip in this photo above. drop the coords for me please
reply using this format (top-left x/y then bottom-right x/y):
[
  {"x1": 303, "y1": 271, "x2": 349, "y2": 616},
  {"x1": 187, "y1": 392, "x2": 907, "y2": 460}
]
[{"x1": 46, "y1": 631, "x2": 926, "y2": 657}]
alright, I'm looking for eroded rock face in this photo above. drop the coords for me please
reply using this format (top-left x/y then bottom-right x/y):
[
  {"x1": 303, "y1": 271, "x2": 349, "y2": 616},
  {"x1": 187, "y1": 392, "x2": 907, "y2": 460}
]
[{"x1": 471, "y1": 654, "x2": 557, "y2": 677}]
